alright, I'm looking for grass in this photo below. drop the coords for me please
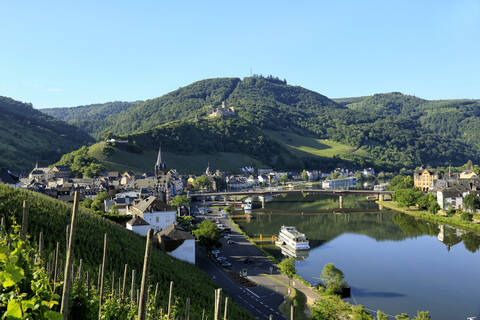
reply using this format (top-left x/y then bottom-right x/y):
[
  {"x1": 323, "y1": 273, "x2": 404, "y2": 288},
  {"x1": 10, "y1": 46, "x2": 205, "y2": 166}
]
[
  {"x1": 264, "y1": 130, "x2": 370, "y2": 160},
  {"x1": 87, "y1": 141, "x2": 265, "y2": 174},
  {"x1": 378, "y1": 200, "x2": 480, "y2": 234}
]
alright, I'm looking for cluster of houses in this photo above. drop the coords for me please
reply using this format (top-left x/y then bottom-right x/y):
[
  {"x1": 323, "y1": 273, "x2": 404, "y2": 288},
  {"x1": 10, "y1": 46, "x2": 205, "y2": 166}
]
[{"x1": 413, "y1": 166, "x2": 480, "y2": 211}]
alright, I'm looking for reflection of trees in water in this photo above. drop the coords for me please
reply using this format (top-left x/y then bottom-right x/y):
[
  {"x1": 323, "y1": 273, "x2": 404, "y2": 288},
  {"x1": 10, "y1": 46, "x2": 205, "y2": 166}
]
[
  {"x1": 461, "y1": 232, "x2": 480, "y2": 253},
  {"x1": 263, "y1": 194, "x2": 378, "y2": 211},
  {"x1": 391, "y1": 213, "x2": 480, "y2": 252},
  {"x1": 237, "y1": 210, "x2": 408, "y2": 250}
]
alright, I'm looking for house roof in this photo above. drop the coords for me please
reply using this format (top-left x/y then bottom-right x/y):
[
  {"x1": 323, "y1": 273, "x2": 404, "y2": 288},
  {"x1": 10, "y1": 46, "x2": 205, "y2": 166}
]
[
  {"x1": 156, "y1": 223, "x2": 195, "y2": 240},
  {"x1": 128, "y1": 215, "x2": 149, "y2": 226},
  {"x1": 132, "y1": 196, "x2": 170, "y2": 214}
]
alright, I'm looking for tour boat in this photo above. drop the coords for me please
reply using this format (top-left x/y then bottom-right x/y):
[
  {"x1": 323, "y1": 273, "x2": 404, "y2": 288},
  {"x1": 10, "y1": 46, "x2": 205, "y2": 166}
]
[{"x1": 275, "y1": 226, "x2": 310, "y2": 251}]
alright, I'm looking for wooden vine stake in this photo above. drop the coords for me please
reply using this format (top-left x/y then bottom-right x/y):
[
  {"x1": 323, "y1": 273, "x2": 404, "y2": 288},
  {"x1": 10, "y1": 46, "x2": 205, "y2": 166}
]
[
  {"x1": 223, "y1": 296, "x2": 228, "y2": 320},
  {"x1": 122, "y1": 264, "x2": 128, "y2": 298},
  {"x1": 290, "y1": 304, "x2": 294, "y2": 320},
  {"x1": 0, "y1": 216, "x2": 5, "y2": 239},
  {"x1": 167, "y1": 281, "x2": 174, "y2": 318},
  {"x1": 185, "y1": 297, "x2": 190, "y2": 320},
  {"x1": 60, "y1": 191, "x2": 79, "y2": 320},
  {"x1": 131, "y1": 269, "x2": 136, "y2": 302},
  {"x1": 21, "y1": 200, "x2": 28, "y2": 239},
  {"x1": 54, "y1": 242, "x2": 60, "y2": 285},
  {"x1": 98, "y1": 233, "x2": 107, "y2": 319},
  {"x1": 137, "y1": 228, "x2": 153, "y2": 320}
]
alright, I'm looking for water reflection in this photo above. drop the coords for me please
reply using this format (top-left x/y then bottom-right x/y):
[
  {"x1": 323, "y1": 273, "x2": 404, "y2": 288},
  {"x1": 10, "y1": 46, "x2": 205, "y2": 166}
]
[{"x1": 233, "y1": 194, "x2": 480, "y2": 319}]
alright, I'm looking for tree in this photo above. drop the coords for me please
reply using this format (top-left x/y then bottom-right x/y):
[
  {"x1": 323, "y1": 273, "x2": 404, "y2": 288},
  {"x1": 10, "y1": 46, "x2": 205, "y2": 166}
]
[
  {"x1": 193, "y1": 175, "x2": 212, "y2": 190},
  {"x1": 463, "y1": 192, "x2": 480, "y2": 212},
  {"x1": 311, "y1": 295, "x2": 350, "y2": 320},
  {"x1": 278, "y1": 257, "x2": 296, "y2": 283},
  {"x1": 301, "y1": 170, "x2": 308, "y2": 181},
  {"x1": 414, "y1": 311, "x2": 431, "y2": 320},
  {"x1": 279, "y1": 174, "x2": 288, "y2": 185},
  {"x1": 192, "y1": 220, "x2": 221, "y2": 249},
  {"x1": 377, "y1": 311, "x2": 388, "y2": 320},
  {"x1": 460, "y1": 211, "x2": 473, "y2": 222},
  {"x1": 428, "y1": 202, "x2": 440, "y2": 215},
  {"x1": 394, "y1": 189, "x2": 422, "y2": 207},
  {"x1": 416, "y1": 194, "x2": 430, "y2": 210},
  {"x1": 320, "y1": 263, "x2": 345, "y2": 295},
  {"x1": 389, "y1": 175, "x2": 414, "y2": 191},
  {"x1": 169, "y1": 195, "x2": 191, "y2": 208}
]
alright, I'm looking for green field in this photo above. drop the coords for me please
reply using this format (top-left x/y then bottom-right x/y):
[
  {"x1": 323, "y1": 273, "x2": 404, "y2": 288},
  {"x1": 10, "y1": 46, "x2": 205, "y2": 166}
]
[
  {"x1": 88, "y1": 142, "x2": 265, "y2": 174},
  {"x1": 265, "y1": 130, "x2": 370, "y2": 160}
]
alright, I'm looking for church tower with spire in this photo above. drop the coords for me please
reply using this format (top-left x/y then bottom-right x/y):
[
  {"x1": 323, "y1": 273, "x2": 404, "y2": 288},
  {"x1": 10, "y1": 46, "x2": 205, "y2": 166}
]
[{"x1": 155, "y1": 144, "x2": 167, "y2": 178}]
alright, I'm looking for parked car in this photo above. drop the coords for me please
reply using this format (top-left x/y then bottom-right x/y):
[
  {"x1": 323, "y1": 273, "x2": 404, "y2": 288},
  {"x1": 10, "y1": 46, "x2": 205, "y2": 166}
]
[
  {"x1": 211, "y1": 249, "x2": 220, "y2": 255},
  {"x1": 207, "y1": 209, "x2": 213, "y2": 213},
  {"x1": 222, "y1": 261, "x2": 232, "y2": 268},
  {"x1": 243, "y1": 258, "x2": 254, "y2": 264},
  {"x1": 216, "y1": 256, "x2": 227, "y2": 262},
  {"x1": 227, "y1": 240, "x2": 234, "y2": 245}
]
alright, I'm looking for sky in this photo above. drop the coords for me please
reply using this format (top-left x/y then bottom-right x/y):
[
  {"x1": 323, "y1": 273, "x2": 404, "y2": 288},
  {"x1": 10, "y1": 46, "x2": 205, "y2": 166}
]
[{"x1": 1, "y1": 0, "x2": 479, "y2": 108}]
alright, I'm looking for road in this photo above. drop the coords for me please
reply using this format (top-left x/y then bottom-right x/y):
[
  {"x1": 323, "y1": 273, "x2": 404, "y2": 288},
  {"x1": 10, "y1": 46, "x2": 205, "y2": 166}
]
[{"x1": 195, "y1": 205, "x2": 288, "y2": 320}]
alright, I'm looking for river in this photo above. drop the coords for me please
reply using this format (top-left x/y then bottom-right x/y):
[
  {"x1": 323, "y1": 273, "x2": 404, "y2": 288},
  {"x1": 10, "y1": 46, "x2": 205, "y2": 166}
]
[{"x1": 234, "y1": 194, "x2": 480, "y2": 319}]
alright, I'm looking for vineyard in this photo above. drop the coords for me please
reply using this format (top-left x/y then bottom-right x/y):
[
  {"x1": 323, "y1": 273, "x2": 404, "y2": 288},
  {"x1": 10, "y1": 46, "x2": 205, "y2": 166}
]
[{"x1": 0, "y1": 184, "x2": 253, "y2": 319}]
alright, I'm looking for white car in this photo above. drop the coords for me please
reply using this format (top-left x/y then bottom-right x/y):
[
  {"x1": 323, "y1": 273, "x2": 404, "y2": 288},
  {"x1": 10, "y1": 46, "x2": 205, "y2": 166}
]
[{"x1": 211, "y1": 249, "x2": 220, "y2": 255}]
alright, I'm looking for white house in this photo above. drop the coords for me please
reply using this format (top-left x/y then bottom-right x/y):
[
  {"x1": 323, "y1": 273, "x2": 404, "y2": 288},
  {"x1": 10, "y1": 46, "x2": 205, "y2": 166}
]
[
  {"x1": 436, "y1": 189, "x2": 465, "y2": 210},
  {"x1": 155, "y1": 223, "x2": 196, "y2": 264},
  {"x1": 126, "y1": 196, "x2": 176, "y2": 235},
  {"x1": 126, "y1": 215, "x2": 151, "y2": 236}
]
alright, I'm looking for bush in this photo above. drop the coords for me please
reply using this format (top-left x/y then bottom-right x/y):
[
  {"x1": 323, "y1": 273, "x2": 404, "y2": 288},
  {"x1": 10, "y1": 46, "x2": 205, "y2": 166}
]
[
  {"x1": 446, "y1": 207, "x2": 456, "y2": 217},
  {"x1": 461, "y1": 211, "x2": 473, "y2": 222}
]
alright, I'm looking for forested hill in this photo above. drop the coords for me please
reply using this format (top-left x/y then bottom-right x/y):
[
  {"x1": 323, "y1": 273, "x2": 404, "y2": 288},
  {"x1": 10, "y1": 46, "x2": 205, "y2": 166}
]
[
  {"x1": 42, "y1": 101, "x2": 142, "y2": 140},
  {"x1": 41, "y1": 77, "x2": 480, "y2": 171},
  {"x1": 0, "y1": 96, "x2": 94, "y2": 173}
]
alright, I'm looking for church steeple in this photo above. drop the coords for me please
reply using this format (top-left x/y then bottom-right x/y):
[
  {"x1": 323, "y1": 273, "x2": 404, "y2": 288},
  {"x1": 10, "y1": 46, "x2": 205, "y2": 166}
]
[{"x1": 155, "y1": 144, "x2": 166, "y2": 177}]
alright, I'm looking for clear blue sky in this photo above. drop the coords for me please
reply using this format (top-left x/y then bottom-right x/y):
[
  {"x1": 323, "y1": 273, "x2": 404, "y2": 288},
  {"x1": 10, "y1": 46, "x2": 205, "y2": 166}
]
[{"x1": 1, "y1": 0, "x2": 479, "y2": 108}]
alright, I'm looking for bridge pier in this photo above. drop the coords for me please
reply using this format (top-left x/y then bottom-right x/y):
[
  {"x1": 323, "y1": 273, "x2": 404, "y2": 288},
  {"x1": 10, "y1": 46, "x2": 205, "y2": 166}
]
[
  {"x1": 223, "y1": 195, "x2": 227, "y2": 204},
  {"x1": 259, "y1": 196, "x2": 265, "y2": 209},
  {"x1": 378, "y1": 194, "x2": 384, "y2": 202},
  {"x1": 339, "y1": 195, "x2": 343, "y2": 209}
]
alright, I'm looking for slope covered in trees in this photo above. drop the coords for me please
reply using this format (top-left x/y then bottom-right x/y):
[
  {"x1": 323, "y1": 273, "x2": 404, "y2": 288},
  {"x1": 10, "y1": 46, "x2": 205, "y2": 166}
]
[
  {"x1": 42, "y1": 101, "x2": 142, "y2": 140},
  {"x1": 41, "y1": 77, "x2": 480, "y2": 171},
  {"x1": 0, "y1": 96, "x2": 94, "y2": 173}
]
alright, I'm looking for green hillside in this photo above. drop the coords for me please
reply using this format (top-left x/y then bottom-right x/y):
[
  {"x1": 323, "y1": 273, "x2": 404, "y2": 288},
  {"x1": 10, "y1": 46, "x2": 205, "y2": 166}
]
[
  {"x1": 0, "y1": 96, "x2": 94, "y2": 173},
  {"x1": 88, "y1": 141, "x2": 266, "y2": 174},
  {"x1": 42, "y1": 77, "x2": 480, "y2": 171},
  {"x1": 42, "y1": 101, "x2": 142, "y2": 140},
  {"x1": 0, "y1": 184, "x2": 253, "y2": 319},
  {"x1": 264, "y1": 130, "x2": 370, "y2": 160}
]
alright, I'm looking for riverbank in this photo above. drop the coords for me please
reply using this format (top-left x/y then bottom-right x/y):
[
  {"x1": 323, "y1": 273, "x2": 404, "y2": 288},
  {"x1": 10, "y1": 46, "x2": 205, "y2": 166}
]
[{"x1": 378, "y1": 200, "x2": 480, "y2": 234}]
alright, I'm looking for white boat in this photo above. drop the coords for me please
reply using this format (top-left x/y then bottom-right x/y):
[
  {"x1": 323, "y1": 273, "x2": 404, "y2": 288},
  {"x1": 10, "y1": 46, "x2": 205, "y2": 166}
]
[
  {"x1": 275, "y1": 226, "x2": 310, "y2": 251},
  {"x1": 280, "y1": 245, "x2": 310, "y2": 260}
]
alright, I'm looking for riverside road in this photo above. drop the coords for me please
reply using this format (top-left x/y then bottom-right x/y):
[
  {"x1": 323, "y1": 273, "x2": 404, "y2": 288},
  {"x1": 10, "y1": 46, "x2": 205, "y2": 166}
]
[{"x1": 195, "y1": 203, "x2": 319, "y2": 319}]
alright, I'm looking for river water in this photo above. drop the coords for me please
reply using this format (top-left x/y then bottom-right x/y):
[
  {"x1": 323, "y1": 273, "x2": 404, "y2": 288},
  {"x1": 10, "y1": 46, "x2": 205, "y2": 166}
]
[{"x1": 234, "y1": 194, "x2": 480, "y2": 319}]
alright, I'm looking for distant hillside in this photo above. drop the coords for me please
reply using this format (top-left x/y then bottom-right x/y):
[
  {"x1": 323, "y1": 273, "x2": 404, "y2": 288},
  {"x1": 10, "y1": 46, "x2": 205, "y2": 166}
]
[
  {"x1": 42, "y1": 101, "x2": 142, "y2": 139},
  {"x1": 43, "y1": 77, "x2": 480, "y2": 171},
  {"x1": 57, "y1": 118, "x2": 356, "y2": 174},
  {"x1": 0, "y1": 96, "x2": 94, "y2": 173}
]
